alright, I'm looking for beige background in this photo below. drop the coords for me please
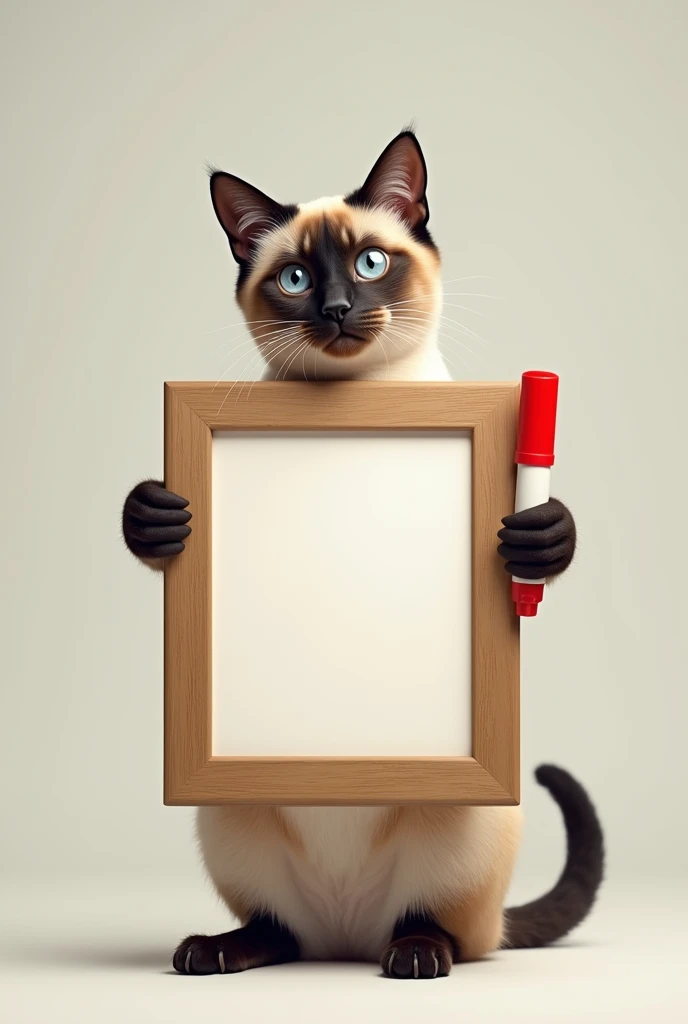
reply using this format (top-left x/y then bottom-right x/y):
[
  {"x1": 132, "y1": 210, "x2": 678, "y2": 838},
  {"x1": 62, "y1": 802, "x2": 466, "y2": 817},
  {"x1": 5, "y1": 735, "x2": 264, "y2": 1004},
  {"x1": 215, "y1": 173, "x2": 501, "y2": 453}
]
[{"x1": 2, "y1": 0, "x2": 687, "y2": 898}]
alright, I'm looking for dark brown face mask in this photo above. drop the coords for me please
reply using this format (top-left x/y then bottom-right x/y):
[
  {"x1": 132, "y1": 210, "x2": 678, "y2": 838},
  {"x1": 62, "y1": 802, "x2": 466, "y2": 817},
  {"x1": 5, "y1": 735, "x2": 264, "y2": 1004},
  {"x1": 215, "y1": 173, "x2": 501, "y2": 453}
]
[{"x1": 254, "y1": 223, "x2": 416, "y2": 355}]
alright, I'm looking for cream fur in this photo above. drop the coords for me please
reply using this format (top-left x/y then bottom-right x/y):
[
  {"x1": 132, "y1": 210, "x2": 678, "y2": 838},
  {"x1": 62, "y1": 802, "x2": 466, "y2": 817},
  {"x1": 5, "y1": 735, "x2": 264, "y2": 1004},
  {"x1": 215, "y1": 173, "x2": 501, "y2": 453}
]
[
  {"x1": 198, "y1": 210, "x2": 523, "y2": 962},
  {"x1": 198, "y1": 804, "x2": 521, "y2": 961}
]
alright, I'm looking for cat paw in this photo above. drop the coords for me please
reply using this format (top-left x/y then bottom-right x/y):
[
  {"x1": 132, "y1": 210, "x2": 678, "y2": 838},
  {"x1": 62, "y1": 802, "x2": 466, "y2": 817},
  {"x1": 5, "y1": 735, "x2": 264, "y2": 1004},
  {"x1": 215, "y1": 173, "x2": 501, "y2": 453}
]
[
  {"x1": 173, "y1": 934, "x2": 245, "y2": 976},
  {"x1": 497, "y1": 496, "x2": 576, "y2": 579},
  {"x1": 122, "y1": 479, "x2": 191, "y2": 560},
  {"x1": 381, "y1": 936, "x2": 452, "y2": 979}
]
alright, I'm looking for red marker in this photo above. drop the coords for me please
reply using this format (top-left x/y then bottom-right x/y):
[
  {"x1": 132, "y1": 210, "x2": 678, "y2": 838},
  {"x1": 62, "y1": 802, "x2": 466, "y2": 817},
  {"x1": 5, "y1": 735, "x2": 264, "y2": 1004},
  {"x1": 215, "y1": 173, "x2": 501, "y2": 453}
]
[{"x1": 512, "y1": 371, "x2": 559, "y2": 617}]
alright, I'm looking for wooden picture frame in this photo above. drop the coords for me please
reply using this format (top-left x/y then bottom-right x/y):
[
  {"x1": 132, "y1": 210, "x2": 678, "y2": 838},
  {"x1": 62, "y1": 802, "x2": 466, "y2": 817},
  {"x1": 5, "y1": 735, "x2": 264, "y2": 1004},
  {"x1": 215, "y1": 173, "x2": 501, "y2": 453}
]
[{"x1": 164, "y1": 381, "x2": 520, "y2": 806}]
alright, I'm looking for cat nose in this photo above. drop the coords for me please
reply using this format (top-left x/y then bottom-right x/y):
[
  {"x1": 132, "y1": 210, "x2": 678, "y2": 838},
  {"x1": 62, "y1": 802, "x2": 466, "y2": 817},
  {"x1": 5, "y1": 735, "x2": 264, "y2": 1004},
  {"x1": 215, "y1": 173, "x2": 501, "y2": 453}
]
[{"x1": 321, "y1": 298, "x2": 352, "y2": 323}]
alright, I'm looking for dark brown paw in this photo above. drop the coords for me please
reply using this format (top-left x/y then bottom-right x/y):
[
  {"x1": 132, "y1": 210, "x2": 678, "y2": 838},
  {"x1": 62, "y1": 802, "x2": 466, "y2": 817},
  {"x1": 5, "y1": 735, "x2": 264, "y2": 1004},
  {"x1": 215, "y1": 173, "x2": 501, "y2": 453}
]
[
  {"x1": 122, "y1": 479, "x2": 191, "y2": 560},
  {"x1": 497, "y1": 496, "x2": 576, "y2": 579},
  {"x1": 381, "y1": 936, "x2": 452, "y2": 979},
  {"x1": 173, "y1": 934, "x2": 245, "y2": 976}
]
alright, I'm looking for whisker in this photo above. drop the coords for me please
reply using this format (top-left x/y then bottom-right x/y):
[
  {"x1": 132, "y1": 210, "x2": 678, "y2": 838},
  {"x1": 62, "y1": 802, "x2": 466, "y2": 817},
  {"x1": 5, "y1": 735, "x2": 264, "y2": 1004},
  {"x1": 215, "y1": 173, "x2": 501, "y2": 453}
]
[
  {"x1": 441, "y1": 302, "x2": 498, "y2": 320},
  {"x1": 214, "y1": 332, "x2": 259, "y2": 356},
  {"x1": 253, "y1": 332, "x2": 308, "y2": 388},
  {"x1": 390, "y1": 316, "x2": 485, "y2": 363},
  {"x1": 381, "y1": 327, "x2": 403, "y2": 354},
  {"x1": 216, "y1": 324, "x2": 302, "y2": 363},
  {"x1": 213, "y1": 327, "x2": 303, "y2": 392},
  {"x1": 393, "y1": 328, "x2": 473, "y2": 369},
  {"x1": 436, "y1": 350, "x2": 469, "y2": 379},
  {"x1": 218, "y1": 358, "x2": 262, "y2": 410},
  {"x1": 440, "y1": 275, "x2": 497, "y2": 284},
  {"x1": 384, "y1": 295, "x2": 501, "y2": 316},
  {"x1": 235, "y1": 339, "x2": 285, "y2": 399},
  {"x1": 214, "y1": 322, "x2": 305, "y2": 356},
  {"x1": 392, "y1": 323, "x2": 482, "y2": 362},
  {"x1": 279, "y1": 339, "x2": 310, "y2": 381},
  {"x1": 393, "y1": 311, "x2": 483, "y2": 348},
  {"x1": 213, "y1": 344, "x2": 264, "y2": 390},
  {"x1": 386, "y1": 293, "x2": 504, "y2": 306},
  {"x1": 376, "y1": 332, "x2": 391, "y2": 376},
  {"x1": 391, "y1": 309, "x2": 490, "y2": 348},
  {"x1": 386, "y1": 323, "x2": 470, "y2": 378},
  {"x1": 382, "y1": 325, "x2": 422, "y2": 354},
  {"x1": 217, "y1": 334, "x2": 299, "y2": 414},
  {"x1": 257, "y1": 331, "x2": 306, "y2": 372},
  {"x1": 382, "y1": 325, "x2": 438, "y2": 368},
  {"x1": 437, "y1": 315, "x2": 491, "y2": 349},
  {"x1": 207, "y1": 317, "x2": 307, "y2": 335},
  {"x1": 215, "y1": 329, "x2": 303, "y2": 396},
  {"x1": 256, "y1": 327, "x2": 306, "y2": 352},
  {"x1": 243, "y1": 372, "x2": 260, "y2": 403}
]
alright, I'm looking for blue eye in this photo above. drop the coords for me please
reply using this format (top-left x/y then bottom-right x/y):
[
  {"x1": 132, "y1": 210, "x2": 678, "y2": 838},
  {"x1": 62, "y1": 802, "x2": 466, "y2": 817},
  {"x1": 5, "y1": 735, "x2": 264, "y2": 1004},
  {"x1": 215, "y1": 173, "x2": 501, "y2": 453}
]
[
  {"x1": 278, "y1": 264, "x2": 312, "y2": 294},
  {"x1": 355, "y1": 248, "x2": 388, "y2": 280}
]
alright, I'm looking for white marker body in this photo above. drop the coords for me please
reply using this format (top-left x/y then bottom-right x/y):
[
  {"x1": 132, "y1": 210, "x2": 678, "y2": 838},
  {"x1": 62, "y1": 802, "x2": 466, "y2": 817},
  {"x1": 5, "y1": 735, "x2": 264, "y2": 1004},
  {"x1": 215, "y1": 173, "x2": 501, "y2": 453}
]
[{"x1": 512, "y1": 464, "x2": 551, "y2": 586}]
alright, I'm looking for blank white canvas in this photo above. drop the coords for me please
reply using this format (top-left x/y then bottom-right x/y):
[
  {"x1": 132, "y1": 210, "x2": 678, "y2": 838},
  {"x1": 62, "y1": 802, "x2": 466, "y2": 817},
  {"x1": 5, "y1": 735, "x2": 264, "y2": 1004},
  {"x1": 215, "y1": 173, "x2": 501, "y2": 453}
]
[{"x1": 212, "y1": 432, "x2": 472, "y2": 756}]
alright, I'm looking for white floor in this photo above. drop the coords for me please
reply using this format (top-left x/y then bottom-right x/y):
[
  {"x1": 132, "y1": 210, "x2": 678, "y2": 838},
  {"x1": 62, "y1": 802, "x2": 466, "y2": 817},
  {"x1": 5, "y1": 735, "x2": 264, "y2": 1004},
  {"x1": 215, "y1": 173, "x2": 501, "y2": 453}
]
[{"x1": 1, "y1": 876, "x2": 687, "y2": 1023}]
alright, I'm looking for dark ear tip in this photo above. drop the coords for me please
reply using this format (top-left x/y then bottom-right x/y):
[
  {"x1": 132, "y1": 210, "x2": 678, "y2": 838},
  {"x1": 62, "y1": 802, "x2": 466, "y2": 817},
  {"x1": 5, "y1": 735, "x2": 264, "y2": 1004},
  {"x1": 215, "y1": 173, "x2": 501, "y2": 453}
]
[
  {"x1": 393, "y1": 130, "x2": 422, "y2": 150},
  {"x1": 208, "y1": 170, "x2": 224, "y2": 197},
  {"x1": 209, "y1": 169, "x2": 231, "y2": 189},
  {"x1": 399, "y1": 122, "x2": 420, "y2": 142},
  {"x1": 383, "y1": 129, "x2": 427, "y2": 178}
]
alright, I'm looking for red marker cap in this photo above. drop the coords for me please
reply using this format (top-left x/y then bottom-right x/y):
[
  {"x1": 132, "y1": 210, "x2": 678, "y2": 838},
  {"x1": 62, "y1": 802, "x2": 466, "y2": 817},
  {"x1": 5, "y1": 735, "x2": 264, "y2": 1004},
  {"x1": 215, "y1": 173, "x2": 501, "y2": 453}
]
[
  {"x1": 512, "y1": 581, "x2": 544, "y2": 617},
  {"x1": 515, "y1": 370, "x2": 559, "y2": 468}
]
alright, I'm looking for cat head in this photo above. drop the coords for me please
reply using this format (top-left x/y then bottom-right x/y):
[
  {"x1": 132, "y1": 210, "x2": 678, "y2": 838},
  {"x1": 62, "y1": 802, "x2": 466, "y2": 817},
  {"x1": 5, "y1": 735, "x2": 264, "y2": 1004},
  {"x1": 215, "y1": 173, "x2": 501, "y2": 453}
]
[{"x1": 209, "y1": 131, "x2": 442, "y2": 379}]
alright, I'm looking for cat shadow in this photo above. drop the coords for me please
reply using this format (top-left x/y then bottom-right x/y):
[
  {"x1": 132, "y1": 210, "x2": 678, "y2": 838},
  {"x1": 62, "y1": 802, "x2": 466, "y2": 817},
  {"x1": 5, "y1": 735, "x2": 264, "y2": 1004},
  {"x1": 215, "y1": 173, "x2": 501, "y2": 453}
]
[
  {"x1": 5, "y1": 937, "x2": 599, "y2": 976},
  {"x1": 507, "y1": 939, "x2": 598, "y2": 951},
  {"x1": 375, "y1": 939, "x2": 598, "y2": 979},
  {"x1": 5, "y1": 942, "x2": 173, "y2": 972}
]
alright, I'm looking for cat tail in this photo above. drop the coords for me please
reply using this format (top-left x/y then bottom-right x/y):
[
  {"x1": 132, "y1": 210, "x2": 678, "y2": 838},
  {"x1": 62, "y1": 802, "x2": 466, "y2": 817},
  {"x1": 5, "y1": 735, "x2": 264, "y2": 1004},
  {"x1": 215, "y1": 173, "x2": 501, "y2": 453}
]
[{"x1": 502, "y1": 764, "x2": 604, "y2": 949}]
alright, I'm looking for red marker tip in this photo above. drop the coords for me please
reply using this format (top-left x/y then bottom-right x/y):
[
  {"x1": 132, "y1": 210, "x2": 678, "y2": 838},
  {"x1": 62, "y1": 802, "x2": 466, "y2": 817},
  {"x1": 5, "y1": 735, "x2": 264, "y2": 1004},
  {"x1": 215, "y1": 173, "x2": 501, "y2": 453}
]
[{"x1": 512, "y1": 581, "x2": 544, "y2": 617}]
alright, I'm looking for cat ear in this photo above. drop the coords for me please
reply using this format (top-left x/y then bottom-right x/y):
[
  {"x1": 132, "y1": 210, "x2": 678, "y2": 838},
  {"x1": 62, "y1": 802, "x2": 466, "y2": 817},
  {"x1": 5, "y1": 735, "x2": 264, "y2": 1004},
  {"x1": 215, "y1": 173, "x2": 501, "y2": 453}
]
[
  {"x1": 352, "y1": 131, "x2": 429, "y2": 229},
  {"x1": 210, "y1": 171, "x2": 289, "y2": 263}
]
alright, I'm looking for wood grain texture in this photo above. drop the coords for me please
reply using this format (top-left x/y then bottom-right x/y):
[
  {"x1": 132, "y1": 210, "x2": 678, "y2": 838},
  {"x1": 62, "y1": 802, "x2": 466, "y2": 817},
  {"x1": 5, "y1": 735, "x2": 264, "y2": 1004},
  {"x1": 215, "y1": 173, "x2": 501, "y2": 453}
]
[
  {"x1": 471, "y1": 392, "x2": 521, "y2": 801},
  {"x1": 164, "y1": 385, "x2": 212, "y2": 797},
  {"x1": 166, "y1": 757, "x2": 516, "y2": 806},
  {"x1": 163, "y1": 381, "x2": 520, "y2": 806},
  {"x1": 165, "y1": 380, "x2": 518, "y2": 430}
]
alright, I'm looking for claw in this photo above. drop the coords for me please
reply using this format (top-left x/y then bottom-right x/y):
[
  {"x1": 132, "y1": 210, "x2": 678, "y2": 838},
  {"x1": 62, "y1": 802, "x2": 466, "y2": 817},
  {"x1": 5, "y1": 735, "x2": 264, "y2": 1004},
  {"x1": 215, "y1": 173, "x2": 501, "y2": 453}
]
[
  {"x1": 218, "y1": 950, "x2": 226, "y2": 974},
  {"x1": 387, "y1": 949, "x2": 397, "y2": 975},
  {"x1": 184, "y1": 949, "x2": 192, "y2": 974},
  {"x1": 432, "y1": 954, "x2": 439, "y2": 978},
  {"x1": 413, "y1": 952, "x2": 419, "y2": 979}
]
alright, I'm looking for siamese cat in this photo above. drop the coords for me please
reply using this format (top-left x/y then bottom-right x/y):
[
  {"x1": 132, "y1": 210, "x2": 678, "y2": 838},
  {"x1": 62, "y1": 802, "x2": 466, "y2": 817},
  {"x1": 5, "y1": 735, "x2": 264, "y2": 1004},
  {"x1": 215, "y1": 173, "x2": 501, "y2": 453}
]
[{"x1": 122, "y1": 131, "x2": 603, "y2": 978}]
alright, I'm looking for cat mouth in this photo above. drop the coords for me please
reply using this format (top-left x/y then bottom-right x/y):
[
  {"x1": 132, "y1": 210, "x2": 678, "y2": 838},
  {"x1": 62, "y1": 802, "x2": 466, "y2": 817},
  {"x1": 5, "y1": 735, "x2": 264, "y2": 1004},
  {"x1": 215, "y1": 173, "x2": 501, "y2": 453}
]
[
  {"x1": 319, "y1": 325, "x2": 376, "y2": 357},
  {"x1": 323, "y1": 333, "x2": 372, "y2": 357}
]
